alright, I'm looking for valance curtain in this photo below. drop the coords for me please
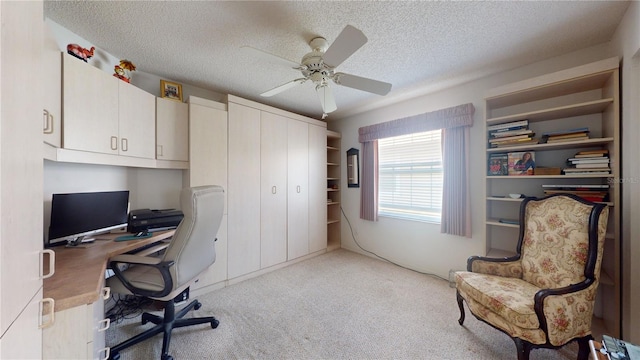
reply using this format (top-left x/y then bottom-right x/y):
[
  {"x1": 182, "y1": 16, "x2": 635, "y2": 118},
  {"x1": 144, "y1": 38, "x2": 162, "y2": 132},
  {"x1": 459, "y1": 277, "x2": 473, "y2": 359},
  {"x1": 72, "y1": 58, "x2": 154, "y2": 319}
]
[{"x1": 358, "y1": 103, "x2": 475, "y2": 237}]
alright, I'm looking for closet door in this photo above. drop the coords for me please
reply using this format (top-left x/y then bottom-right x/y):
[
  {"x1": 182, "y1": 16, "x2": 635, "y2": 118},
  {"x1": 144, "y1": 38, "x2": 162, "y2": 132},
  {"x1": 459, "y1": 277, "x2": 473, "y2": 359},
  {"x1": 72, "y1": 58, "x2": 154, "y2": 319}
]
[
  {"x1": 260, "y1": 112, "x2": 288, "y2": 268},
  {"x1": 308, "y1": 124, "x2": 327, "y2": 253},
  {"x1": 227, "y1": 102, "x2": 261, "y2": 278},
  {"x1": 287, "y1": 120, "x2": 309, "y2": 260}
]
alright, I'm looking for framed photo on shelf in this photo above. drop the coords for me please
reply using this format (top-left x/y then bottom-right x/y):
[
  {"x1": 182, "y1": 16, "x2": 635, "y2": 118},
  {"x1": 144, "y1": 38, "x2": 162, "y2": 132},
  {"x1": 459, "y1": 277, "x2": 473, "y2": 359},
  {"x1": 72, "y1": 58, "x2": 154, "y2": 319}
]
[{"x1": 160, "y1": 80, "x2": 183, "y2": 102}]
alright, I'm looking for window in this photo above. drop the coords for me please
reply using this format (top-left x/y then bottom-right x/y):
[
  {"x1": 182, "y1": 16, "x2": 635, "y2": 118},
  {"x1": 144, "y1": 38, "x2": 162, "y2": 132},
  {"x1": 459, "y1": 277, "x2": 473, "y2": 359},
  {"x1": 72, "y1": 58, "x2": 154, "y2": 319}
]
[{"x1": 378, "y1": 130, "x2": 442, "y2": 223}]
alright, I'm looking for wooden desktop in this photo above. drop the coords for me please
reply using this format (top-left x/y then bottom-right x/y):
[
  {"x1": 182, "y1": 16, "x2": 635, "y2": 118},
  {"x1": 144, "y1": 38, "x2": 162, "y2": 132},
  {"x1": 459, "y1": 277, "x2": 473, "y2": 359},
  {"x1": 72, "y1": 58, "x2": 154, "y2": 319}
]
[{"x1": 43, "y1": 229, "x2": 174, "y2": 312}]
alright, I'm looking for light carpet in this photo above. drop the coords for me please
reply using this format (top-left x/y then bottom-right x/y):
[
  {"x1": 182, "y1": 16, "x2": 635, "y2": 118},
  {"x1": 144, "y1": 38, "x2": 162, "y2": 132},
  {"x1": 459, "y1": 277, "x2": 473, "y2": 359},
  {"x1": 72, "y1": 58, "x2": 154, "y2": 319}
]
[{"x1": 106, "y1": 249, "x2": 578, "y2": 359}]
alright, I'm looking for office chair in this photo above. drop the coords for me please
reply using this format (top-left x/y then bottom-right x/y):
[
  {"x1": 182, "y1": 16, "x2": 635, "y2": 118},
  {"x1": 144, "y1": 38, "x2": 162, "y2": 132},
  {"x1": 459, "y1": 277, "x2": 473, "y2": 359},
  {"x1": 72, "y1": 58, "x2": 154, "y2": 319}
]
[{"x1": 107, "y1": 185, "x2": 224, "y2": 360}]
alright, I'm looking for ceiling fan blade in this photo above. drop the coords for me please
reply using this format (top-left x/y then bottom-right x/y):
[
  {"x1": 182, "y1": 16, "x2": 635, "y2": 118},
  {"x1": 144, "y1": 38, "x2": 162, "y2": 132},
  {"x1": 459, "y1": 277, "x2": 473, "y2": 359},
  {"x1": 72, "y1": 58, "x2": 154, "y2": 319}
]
[
  {"x1": 333, "y1": 72, "x2": 392, "y2": 96},
  {"x1": 316, "y1": 85, "x2": 337, "y2": 113},
  {"x1": 322, "y1": 25, "x2": 368, "y2": 68},
  {"x1": 261, "y1": 78, "x2": 307, "y2": 97},
  {"x1": 240, "y1": 45, "x2": 301, "y2": 69}
]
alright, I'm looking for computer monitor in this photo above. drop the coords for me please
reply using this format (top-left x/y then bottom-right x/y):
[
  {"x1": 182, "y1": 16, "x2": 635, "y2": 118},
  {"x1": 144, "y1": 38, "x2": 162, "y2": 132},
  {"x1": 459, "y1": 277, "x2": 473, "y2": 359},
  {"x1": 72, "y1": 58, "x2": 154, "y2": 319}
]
[{"x1": 48, "y1": 190, "x2": 130, "y2": 246}]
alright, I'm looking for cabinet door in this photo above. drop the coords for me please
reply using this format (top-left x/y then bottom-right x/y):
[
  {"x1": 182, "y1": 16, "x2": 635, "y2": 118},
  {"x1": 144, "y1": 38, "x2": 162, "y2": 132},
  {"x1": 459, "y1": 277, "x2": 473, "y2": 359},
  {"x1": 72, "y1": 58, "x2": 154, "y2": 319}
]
[
  {"x1": 42, "y1": 22, "x2": 61, "y2": 148},
  {"x1": 0, "y1": 289, "x2": 43, "y2": 360},
  {"x1": 156, "y1": 97, "x2": 188, "y2": 161},
  {"x1": 260, "y1": 112, "x2": 288, "y2": 268},
  {"x1": 118, "y1": 81, "x2": 156, "y2": 159},
  {"x1": 192, "y1": 216, "x2": 228, "y2": 290},
  {"x1": 0, "y1": 0, "x2": 44, "y2": 336},
  {"x1": 287, "y1": 120, "x2": 309, "y2": 260},
  {"x1": 43, "y1": 305, "x2": 90, "y2": 359},
  {"x1": 62, "y1": 53, "x2": 119, "y2": 154},
  {"x1": 227, "y1": 102, "x2": 261, "y2": 278},
  {"x1": 308, "y1": 124, "x2": 327, "y2": 253}
]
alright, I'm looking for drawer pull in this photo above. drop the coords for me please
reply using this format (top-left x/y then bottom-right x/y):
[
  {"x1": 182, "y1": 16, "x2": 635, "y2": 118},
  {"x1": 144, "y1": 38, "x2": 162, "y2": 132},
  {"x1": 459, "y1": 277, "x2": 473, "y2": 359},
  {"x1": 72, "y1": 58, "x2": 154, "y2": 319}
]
[
  {"x1": 40, "y1": 249, "x2": 55, "y2": 279},
  {"x1": 97, "y1": 318, "x2": 111, "y2": 332},
  {"x1": 39, "y1": 298, "x2": 55, "y2": 329}
]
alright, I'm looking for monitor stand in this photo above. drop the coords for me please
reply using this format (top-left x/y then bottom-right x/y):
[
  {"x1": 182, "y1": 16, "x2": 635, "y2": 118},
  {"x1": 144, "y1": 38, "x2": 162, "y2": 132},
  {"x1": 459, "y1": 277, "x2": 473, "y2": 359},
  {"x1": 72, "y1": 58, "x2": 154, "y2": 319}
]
[{"x1": 66, "y1": 236, "x2": 96, "y2": 247}]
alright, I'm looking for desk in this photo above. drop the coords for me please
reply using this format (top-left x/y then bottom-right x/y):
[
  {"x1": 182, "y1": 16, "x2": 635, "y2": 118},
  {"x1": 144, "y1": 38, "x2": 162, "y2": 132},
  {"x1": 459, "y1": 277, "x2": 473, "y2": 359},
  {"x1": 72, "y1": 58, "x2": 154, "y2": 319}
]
[
  {"x1": 42, "y1": 230, "x2": 174, "y2": 359},
  {"x1": 43, "y1": 230, "x2": 174, "y2": 312}
]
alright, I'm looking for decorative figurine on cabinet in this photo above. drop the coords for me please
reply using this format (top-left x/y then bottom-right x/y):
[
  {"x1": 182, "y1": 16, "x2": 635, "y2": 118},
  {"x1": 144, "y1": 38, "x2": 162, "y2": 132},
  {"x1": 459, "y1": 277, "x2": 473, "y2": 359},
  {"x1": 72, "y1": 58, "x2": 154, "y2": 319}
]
[
  {"x1": 67, "y1": 43, "x2": 95, "y2": 62},
  {"x1": 113, "y1": 60, "x2": 136, "y2": 83}
]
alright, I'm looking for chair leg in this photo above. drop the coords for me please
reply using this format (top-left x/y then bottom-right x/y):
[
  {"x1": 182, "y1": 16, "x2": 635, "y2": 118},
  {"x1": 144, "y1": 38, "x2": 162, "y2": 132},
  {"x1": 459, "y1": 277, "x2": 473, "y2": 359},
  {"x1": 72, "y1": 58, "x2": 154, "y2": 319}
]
[
  {"x1": 513, "y1": 338, "x2": 531, "y2": 360},
  {"x1": 108, "y1": 299, "x2": 218, "y2": 360},
  {"x1": 576, "y1": 336, "x2": 593, "y2": 360},
  {"x1": 456, "y1": 291, "x2": 466, "y2": 325}
]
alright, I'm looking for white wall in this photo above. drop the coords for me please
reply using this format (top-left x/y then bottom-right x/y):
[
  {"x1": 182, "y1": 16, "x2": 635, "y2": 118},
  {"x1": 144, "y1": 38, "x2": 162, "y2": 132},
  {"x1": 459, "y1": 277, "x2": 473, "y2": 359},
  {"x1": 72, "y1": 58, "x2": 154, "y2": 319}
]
[
  {"x1": 43, "y1": 161, "x2": 184, "y2": 242},
  {"x1": 610, "y1": 0, "x2": 640, "y2": 344},
  {"x1": 331, "y1": 43, "x2": 614, "y2": 282}
]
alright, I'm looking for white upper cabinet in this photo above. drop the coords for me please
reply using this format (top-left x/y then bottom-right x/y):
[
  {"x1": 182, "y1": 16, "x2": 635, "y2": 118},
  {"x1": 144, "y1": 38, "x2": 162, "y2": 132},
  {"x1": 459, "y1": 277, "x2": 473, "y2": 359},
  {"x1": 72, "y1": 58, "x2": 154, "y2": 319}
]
[
  {"x1": 42, "y1": 21, "x2": 61, "y2": 148},
  {"x1": 156, "y1": 97, "x2": 188, "y2": 162},
  {"x1": 62, "y1": 53, "x2": 155, "y2": 159}
]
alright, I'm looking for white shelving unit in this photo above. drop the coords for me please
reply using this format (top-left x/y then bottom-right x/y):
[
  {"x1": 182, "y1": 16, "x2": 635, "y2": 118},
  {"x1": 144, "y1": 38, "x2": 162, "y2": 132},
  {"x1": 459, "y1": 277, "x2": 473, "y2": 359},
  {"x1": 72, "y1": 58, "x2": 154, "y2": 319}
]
[
  {"x1": 327, "y1": 130, "x2": 341, "y2": 251},
  {"x1": 483, "y1": 57, "x2": 620, "y2": 338}
]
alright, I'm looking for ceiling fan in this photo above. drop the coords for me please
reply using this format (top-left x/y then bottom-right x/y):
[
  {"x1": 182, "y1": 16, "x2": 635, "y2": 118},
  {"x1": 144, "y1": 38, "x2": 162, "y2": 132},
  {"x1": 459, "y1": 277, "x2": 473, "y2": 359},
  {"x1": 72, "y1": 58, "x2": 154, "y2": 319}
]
[{"x1": 242, "y1": 25, "x2": 392, "y2": 116}]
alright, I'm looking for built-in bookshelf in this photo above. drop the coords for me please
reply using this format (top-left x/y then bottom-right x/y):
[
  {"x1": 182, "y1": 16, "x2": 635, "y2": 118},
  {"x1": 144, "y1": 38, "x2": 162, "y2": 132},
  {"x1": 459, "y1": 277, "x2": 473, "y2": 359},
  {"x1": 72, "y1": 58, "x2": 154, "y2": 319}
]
[
  {"x1": 484, "y1": 57, "x2": 620, "y2": 338},
  {"x1": 327, "y1": 130, "x2": 341, "y2": 251}
]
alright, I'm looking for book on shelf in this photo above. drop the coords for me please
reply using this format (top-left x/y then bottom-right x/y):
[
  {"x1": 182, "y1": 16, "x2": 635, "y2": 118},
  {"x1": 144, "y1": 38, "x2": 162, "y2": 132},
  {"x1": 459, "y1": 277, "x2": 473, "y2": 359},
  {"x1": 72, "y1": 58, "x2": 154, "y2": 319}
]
[
  {"x1": 508, "y1": 151, "x2": 535, "y2": 175},
  {"x1": 498, "y1": 218, "x2": 520, "y2": 225},
  {"x1": 567, "y1": 157, "x2": 609, "y2": 163},
  {"x1": 491, "y1": 138, "x2": 539, "y2": 148},
  {"x1": 487, "y1": 119, "x2": 529, "y2": 132},
  {"x1": 543, "y1": 189, "x2": 608, "y2": 202},
  {"x1": 563, "y1": 166, "x2": 610, "y2": 171},
  {"x1": 489, "y1": 129, "x2": 534, "y2": 138},
  {"x1": 543, "y1": 134, "x2": 590, "y2": 143},
  {"x1": 541, "y1": 127, "x2": 589, "y2": 137},
  {"x1": 574, "y1": 163, "x2": 610, "y2": 168},
  {"x1": 574, "y1": 149, "x2": 609, "y2": 157},
  {"x1": 542, "y1": 184, "x2": 609, "y2": 189},
  {"x1": 489, "y1": 134, "x2": 533, "y2": 143},
  {"x1": 488, "y1": 153, "x2": 508, "y2": 176}
]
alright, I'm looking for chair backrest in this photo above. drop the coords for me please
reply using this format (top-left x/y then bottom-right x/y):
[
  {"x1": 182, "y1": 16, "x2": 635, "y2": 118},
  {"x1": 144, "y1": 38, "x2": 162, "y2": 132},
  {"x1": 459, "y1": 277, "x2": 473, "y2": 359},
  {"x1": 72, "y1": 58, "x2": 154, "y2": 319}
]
[
  {"x1": 519, "y1": 194, "x2": 608, "y2": 289},
  {"x1": 162, "y1": 185, "x2": 224, "y2": 289}
]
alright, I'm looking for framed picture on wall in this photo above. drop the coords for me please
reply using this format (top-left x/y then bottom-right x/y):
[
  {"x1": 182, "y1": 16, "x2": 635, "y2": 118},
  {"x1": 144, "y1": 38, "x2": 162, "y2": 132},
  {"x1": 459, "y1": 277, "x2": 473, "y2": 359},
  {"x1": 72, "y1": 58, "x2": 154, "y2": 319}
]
[{"x1": 160, "y1": 80, "x2": 183, "y2": 102}]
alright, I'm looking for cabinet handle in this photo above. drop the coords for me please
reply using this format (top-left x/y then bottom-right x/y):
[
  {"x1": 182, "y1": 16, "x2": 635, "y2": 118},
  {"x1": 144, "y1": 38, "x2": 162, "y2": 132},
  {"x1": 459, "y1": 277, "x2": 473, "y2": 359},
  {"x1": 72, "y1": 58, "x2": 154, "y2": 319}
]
[
  {"x1": 297, "y1": 185, "x2": 301, "y2": 193},
  {"x1": 40, "y1": 249, "x2": 55, "y2": 279},
  {"x1": 110, "y1": 136, "x2": 118, "y2": 150},
  {"x1": 102, "y1": 287, "x2": 111, "y2": 300},
  {"x1": 97, "y1": 318, "x2": 111, "y2": 332},
  {"x1": 157, "y1": 145, "x2": 163, "y2": 157},
  {"x1": 97, "y1": 347, "x2": 110, "y2": 360},
  {"x1": 43, "y1": 110, "x2": 54, "y2": 134},
  {"x1": 121, "y1": 138, "x2": 128, "y2": 152},
  {"x1": 39, "y1": 297, "x2": 55, "y2": 329},
  {"x1": 272, "y1": 186, "x2": 276, "y2": 194}
]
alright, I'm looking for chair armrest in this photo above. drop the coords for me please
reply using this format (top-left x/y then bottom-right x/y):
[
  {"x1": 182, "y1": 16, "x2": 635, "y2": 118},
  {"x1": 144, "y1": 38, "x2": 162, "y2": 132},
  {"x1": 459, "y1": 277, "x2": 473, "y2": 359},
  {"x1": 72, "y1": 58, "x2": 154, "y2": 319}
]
[
  {"x1": 533, "y1": 278, "x2": 597, "y2": 345},
  {"x1": 467, "y1": 255, "x2": 523, "y2": 278},
  {"x1": 109, "y1": 254, "x2": 176, "y2": 298}
]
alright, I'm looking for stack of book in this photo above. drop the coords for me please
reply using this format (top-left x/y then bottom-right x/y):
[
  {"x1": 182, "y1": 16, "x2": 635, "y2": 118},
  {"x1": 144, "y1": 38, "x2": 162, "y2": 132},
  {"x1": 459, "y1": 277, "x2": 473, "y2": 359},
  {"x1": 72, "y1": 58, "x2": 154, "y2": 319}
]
[
  {"x1": 540, "y1": 127, "x2": 589, "y2": 143},
  {"x1": 487, "y1": 120, "x2": 536, "y2": 148},
  {"x1": 563, "y1": 149, "x2": 610, "y2": 175},
  {"x1": 542, "y1": 184, "x2": 609, "y2": 202}
]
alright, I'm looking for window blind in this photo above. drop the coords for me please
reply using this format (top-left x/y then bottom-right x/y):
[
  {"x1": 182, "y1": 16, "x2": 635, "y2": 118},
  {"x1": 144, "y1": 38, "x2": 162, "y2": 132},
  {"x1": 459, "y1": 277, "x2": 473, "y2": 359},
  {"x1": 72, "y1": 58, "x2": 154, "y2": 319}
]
[{"x1": 378, "y1": 130, "x2": 442, "y2": 223}]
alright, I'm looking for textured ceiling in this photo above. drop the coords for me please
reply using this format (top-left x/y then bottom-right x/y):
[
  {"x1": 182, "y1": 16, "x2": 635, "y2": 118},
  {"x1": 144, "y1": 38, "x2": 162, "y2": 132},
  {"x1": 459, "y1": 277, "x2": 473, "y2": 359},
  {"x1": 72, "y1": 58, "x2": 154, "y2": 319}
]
[{"x1": 44, "y1": 1, "x2": 630, "y2": 120}]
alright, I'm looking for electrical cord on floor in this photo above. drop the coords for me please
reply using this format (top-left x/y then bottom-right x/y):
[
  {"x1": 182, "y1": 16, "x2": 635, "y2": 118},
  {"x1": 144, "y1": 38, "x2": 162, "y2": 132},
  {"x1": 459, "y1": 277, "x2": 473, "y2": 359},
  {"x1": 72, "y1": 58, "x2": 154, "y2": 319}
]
[
  {"x1": 340, "y1": 206, "x2": 449, "y2": 283},
  {"x1": 105, "y1": 294, "x2": 154, "y2": 324}
]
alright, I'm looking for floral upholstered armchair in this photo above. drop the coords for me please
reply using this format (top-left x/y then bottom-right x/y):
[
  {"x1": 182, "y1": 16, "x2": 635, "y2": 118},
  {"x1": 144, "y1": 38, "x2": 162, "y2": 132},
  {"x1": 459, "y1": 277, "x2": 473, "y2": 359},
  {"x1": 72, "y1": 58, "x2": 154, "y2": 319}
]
[{"x1": 455, "y1": 194, "x2": 609, "y2": 360}]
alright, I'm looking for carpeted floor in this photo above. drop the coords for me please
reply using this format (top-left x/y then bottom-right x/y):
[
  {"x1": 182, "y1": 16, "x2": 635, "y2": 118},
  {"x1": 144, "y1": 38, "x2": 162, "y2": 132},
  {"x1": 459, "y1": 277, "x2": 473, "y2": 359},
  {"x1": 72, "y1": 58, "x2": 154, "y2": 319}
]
[{"x1": 106, "y1": 249, "x2": 579, "y2": 359}]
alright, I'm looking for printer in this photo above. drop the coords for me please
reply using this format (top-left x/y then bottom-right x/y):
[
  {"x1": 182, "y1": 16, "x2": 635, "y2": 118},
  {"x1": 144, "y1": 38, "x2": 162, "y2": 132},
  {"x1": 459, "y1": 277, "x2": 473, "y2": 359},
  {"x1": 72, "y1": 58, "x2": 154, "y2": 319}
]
[{"x1": 127, "y1": 208, "x2": 184, "y2": 233}]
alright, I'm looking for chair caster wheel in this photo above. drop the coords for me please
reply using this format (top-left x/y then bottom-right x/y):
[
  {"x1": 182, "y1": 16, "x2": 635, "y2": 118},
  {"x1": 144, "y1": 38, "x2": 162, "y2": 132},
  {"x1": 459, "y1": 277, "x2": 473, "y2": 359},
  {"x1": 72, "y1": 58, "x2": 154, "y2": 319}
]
[
  {"x1": 211, "y1": 318, "x2": 219, "y2": 328},
  {"x1": 194, "y1": 301, "x2": 202, "y2": 311},
  {"x1": 161, "y1": 355, "x2": 173, "y2": 360}
]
